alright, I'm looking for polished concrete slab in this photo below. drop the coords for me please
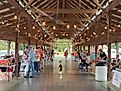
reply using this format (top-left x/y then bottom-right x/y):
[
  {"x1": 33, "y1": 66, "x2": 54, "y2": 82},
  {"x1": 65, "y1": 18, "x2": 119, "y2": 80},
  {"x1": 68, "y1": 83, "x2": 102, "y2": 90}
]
[{"x1": 8, "y1": 56, "x2": 110, "y2": 91}]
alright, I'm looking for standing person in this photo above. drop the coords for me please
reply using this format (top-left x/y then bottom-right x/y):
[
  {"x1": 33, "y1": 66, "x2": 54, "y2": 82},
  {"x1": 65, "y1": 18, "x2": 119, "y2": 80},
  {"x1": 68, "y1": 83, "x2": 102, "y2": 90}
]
[
  {"x1": 51, "y1": 48, "x2": 54, "y2": 61},
  {"x1": 37, "y1": 46, "x2": 44, "y2": 69},
  {"x1": 99, "y1": 49, "x2": 107, "y2": 61},
  {"x1": 73, "y1": 50, "x2": 78, "y2": 62},
  {"x1": 85, "y1": 53, "x2": 91, "y2": 72},
  {"x1": 25, "y1": 46, "x2": 35, "y2": 78},
  {"x1": 58, "y1": 61, "x2": 63, "y2": 79},
  {"x1": 34, "y1": 50, "x2": 40, "y2": 72},
  {"x1": 64, "y1": 50, "x2": 68, "y2": 62}
]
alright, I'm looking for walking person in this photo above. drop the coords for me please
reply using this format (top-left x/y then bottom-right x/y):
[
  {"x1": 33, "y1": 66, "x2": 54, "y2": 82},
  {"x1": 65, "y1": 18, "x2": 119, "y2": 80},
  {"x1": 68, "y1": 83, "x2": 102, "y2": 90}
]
[
  {"x1": 64, "y1": 50, "x2": 68, "y2": 62},
  {"x1": 58, "y1": 61, "x2": 63, "y2": 79},
  {"x1": 25, "y1": 46, "x2": 35, "y2": 78}
]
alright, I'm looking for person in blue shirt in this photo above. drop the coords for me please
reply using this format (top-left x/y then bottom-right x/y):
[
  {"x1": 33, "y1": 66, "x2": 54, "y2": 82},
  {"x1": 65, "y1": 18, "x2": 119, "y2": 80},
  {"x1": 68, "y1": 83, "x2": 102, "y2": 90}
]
[{"x1": 25, "y1": 45, "x2": 35, "y2": 78}]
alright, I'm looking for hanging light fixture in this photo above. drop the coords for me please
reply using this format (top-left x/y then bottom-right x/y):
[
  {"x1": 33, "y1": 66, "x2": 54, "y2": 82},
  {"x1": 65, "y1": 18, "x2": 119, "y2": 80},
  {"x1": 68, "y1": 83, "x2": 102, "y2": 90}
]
[
  {"x1": 44, "y1": 35, "x2": 47, "y2": 37},
  {"x1": 32, "y1": 26, "x2": 35, "y2": 29},
  {"x1": 86, "y1": 27, "x2": 89, "y2": 30},
  {"x1": 17, "y1": 24, "x2": 19, "y2": 28},
  {"x1": 66, "y1": 34, "x2": 68, "y2": 36},
  {"x1": 93, "y1": 32, "x2": 96, "y2": 35},
  {"x1": 67, "y1": 25, "x2": 70, "y2": 29},
  {"x1": 101, "y1": 32, "x2": 105, "y2": 35},
  {"x1": 118, "y1": 25, "x2": 121, "y2": 28},
  {"x1": 42, "y1": 22, "x2": 46, "y2": 26},
  {"x1": 38, "y1": 30, "x2": 40, "y2": 32},
  {"x1": 104, "y1": 26, "x2": 108, "y2": 29},
  {"x1": 25, "y1": 32, "x2": 28, "y2": 35},
  {"x1": 24, "y1": 27, "x2": 26, "y2": 29},
  {"x1": 14, "y1": 15, "x2": 17, "y2": 19},
  {"x1": 51, "y1": 32, "x2": 53, "y2": 34},
  {"x1": 56, "y1": 34, "x2": 58, "y2": 36},
  {"x1": 74, "y1": 25, "x2": 77, "y2": 28},
  {"x1": 53, "y1": 26, "x2": 56, "y2": 30},
  {"x1": 112, "y1": 29, "x2": 116, "y2": 32},
  {"x1": 1, "y1": 21, "x2": 4, "y2": 25},
  {"x1": 28, "y1": 33, "x2": 31, "y2": 37},
  {"x1": 109, "y1": 29, "x2": 112, "y2": 32}
]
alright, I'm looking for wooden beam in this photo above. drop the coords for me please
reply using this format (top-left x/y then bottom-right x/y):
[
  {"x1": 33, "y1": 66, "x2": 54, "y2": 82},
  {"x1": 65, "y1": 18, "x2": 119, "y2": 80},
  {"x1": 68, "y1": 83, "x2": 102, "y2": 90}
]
[
  {"x1": 40, "y1": 17, "x2": 90, "y2": 22},
  {"x1": 31, "y1": 7, "x2": 53, "y2": 20},
  {"x1": 41, "y1": 9, "x2": 97, "y2": 14},
  {"x1": 0, "y1": 3, "x2": 12, "y2": 10},
  {"x1": 24, "y1": 0, "x2": 35, "y2": 8},
  {"x1": 0, "y1": 8, "x2": 16, "y2": 18}
]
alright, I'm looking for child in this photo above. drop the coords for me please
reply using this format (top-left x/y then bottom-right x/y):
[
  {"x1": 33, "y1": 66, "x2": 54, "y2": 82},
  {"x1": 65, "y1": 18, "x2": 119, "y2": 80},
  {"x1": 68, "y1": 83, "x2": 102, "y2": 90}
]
[{"x1": 58, "y1": 61, "x2": 63, "y2": 79}]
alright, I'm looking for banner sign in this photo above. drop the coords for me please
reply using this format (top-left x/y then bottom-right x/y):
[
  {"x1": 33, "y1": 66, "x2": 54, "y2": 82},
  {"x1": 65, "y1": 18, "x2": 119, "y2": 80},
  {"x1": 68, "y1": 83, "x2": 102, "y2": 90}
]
[{"x1": 112, "y1": 69, "x2": 121, "y2": 88}]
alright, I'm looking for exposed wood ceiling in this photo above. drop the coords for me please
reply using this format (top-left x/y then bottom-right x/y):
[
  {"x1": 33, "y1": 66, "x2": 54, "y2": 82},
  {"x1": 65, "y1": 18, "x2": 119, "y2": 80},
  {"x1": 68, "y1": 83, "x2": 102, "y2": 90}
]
[
  {"x1": 18, "y1": 0, "x2": 107, "y2": 40},
  {"x1": 1, "y1": 0, "x2": 121, "y2": 46},
  {"x1": 0, "y1": 0, "x2": 53, "y2": 45},
  {"x1": 73, "y1": 0, "x2": 121, "y2": 46}
]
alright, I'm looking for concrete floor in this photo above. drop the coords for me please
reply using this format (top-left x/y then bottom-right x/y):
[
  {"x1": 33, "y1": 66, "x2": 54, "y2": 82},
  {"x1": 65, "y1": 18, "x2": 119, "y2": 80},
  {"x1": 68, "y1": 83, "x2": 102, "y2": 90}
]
[{"x1": 8, "y1": 56, "x2": 110, "y2": 91}]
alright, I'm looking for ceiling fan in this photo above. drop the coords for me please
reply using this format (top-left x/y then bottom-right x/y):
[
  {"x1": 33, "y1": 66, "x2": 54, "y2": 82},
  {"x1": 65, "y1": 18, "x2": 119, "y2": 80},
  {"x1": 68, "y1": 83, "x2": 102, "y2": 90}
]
[{"x1": 54, "y1": 0, "x2": 67, "y2": 25}]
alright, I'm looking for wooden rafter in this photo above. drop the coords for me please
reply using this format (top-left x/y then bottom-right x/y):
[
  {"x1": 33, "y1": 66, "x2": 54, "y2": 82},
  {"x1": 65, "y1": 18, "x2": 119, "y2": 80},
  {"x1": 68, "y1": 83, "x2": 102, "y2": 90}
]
[{"x1": 41, "y1": 8, "x2": 97, "y2": 14}]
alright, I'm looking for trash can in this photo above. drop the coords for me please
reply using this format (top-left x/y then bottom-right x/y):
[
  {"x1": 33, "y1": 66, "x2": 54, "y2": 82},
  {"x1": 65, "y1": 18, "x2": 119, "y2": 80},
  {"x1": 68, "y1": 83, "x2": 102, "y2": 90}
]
[{"x1": 95, "y1": 62, "x2": 107, "y2": 81}]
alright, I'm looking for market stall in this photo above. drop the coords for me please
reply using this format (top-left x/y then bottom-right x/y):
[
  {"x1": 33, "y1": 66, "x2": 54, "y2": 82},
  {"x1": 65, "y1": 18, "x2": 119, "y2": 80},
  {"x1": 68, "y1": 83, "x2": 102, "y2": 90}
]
[{"x1": 0, "y1": 57, "x2": 15, "y2": 81}]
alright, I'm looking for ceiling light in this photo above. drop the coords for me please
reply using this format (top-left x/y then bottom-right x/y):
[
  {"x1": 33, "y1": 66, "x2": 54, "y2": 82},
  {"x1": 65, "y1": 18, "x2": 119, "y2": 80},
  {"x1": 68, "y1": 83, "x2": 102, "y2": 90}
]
[
  {"x1": 104, "y1": 26, "x2": 108, "y2": 29},
  {"x1": 118, "y1": 25, "x2": 121, "y2": 28},
  {"x1": 6, "y1": 23, "x2": 9, "y2": 25},
  {"x1": 14, "y1": 15, "x2": 17, "y2": 19},
  {"x1": 51, "y1": 32, "x2": 53, "y2": 34},
  {"x1": 74, "y1": 25, "x2": 77, "y2": 28},
  {"x1": 112, "y1": 29, "x2": 116, "y2": 32},
  {"x1": 109, "y1": 29, "x2": 112, "y2": 32},
  {"x1": 17, "y1": 24, "x2": 19, "y2": 28},
  {"x1": 38, "y1": 30, "x2": 40, "y2": 32},
  {"x1": 32, "y1": 26, "x2": 35, "y2": 29},
  {"x1": 56, "y1": 34, "x2": 58, "y2": 36},
  {"x1": 66, "y1": 34, "x2": 68, "y2": 36},
  {"x1": 67, "y1": 25, "x2": 70, "y2": 29},
  {"x1": 102, "y1": 32, "x2": 105, "y2": 35},
  {"x1": 53, "y1": 26, "x2": 56, "y2": 30},
  {"x1": 25, "y1": 32, "x2": 27, "y2": 35},
  {"x1": 93, "y1": 32, "x2": 96, "y2": 35},
  {"x1": 1, "y1": 21, "x2": 4, "y2": 25},
  {"x1": 42, "y1": 22, "x2": 46, "y2": 26},
  {"x1": 85, "y1": 33, "x2": 86, "y2": 35},
  {"x1": 24, "y1": 27, "x2": 26, "y2": 29},
  {"x1": 86, "y1": 27, "x2": 89, "y2": 30},
  {"x1": 44, "y1": 35, "x2": 47, "y2": 37},
  {"x1": 28, "y1": 33, "x2": 31, "y2": 37}
]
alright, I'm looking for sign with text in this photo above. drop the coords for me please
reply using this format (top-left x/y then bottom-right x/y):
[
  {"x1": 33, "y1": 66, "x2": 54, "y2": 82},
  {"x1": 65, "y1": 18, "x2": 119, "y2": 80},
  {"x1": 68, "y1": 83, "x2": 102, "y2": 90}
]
[{"x1": 112, "y1": 70, "x2": 121, "y2": 88}]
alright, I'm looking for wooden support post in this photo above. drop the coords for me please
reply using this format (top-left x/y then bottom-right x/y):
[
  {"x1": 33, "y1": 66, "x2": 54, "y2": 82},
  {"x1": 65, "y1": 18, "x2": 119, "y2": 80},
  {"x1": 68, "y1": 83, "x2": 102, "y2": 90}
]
[
  {"x1": 115, "y1": 42, "x2": 118, "y2": 56},
  {"x1": 88, "y1": 46, "x2": 90, "y2": 53},
  {"x1": 95, "y1": 45, "x2": 98, "y2": 58},
  {"x1": 83, "y1": 46, "x2": 85, "y2": 51},
  {"x1": 28, "y1": 37, "x2": 31, "y2": 46},
  {"x1": 23, "y1": 43, "x2": 26, "y2": 50},
  {"x1": 36, "y1": 39, "x2": 38, "y2": 49},
  {"x1": 7, "y1": 41, "x2": 11, "y2": 55},
  {"x1": 15, "y1": 28, "x2": 19, "y2": 79},
  {"x1": 107, "y1": 43, "x2": 111, "y2": 80}
]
